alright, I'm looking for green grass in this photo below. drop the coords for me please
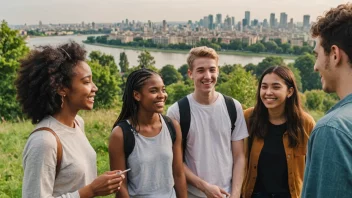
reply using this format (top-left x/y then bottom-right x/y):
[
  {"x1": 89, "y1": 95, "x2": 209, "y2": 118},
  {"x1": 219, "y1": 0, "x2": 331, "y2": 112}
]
[
  {"x1": 0, "y1": 106, "x2": 324, "y2": 197},
  {"x1": 83, "y1": 42, "x2": 297, "y2": 59},
  {"x1": 0, "y1": 108, "x2": 120, "y2": 198}
]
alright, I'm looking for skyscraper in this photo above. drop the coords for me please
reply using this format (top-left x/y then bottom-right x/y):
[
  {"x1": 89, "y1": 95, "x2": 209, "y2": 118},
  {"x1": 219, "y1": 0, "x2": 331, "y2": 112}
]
[
  {"x1": 245, "y1": 11, "x2": 251, "y2": 27},
  {"x1": 203, "y1": 16, "x2": 208, "y2": 28},
  {"x1": 208, "y1": 14, "x2": 214, "y2": 30},
  {"x1": 303, "y1": 15, "x2": 310, "y2": 28},
  {"x1": 216, "y1": 14, "x2": 222, "y2": 25},
  {"x1": 280, "y1": 12, "x2": 288, "y2": 28},
  {"x1": 270, "y1": 13, "x2": 275, "y2": 28},
  {"x1": 231, "y1": 17, "x2": 235, "y2": 26},
  {"x1": 162, "y1": 20, "x2": 167, "y2": 32}
]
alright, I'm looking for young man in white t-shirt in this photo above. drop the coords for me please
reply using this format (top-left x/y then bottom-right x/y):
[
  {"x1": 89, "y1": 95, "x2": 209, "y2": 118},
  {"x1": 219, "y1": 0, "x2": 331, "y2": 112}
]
[{"x1": 167, "y1": 46, "x2": 248, "y2": 198}]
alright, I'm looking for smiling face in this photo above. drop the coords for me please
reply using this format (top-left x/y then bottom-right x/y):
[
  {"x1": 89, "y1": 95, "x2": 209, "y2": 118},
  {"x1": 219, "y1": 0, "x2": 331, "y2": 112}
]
[
  {"x1": 260, "y1": 73, "x2": 293, "y2": 111},
  {"x1": 313, "y1": 37, "x2": 338, "y2": 93},
  {"x1": 188, "y1": 57, "x2": 219, "y2": 95},
  {"x1": 133, "y1": 74, "x2": 167, "y2": 113},
  {"x1": 62, "y1": 61, "x2": 98, "y2": 111}
]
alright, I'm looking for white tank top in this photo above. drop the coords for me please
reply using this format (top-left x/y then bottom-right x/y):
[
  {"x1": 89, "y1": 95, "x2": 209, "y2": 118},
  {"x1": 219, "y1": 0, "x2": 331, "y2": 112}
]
[{"x1": 127, "y1": 115, "x2": 176, "y2": 198}]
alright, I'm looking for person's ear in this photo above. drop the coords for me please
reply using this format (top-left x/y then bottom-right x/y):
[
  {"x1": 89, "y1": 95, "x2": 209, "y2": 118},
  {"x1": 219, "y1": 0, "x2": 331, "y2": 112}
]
[{"x1": 133, "y1": 90, "x2": 141, "y2": 102}]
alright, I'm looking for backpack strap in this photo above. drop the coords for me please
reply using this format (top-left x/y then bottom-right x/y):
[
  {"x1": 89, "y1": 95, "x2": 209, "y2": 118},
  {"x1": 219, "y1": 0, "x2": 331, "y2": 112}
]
[
  {"x1": 223, "y1": 94, "x2": 237, "y2": 134},
  {"x1": 30, "y1": 127, "x2": 62, "y2": 178},
  {"x1": 161, "y1": 115, "x2": 176, "y2": 144},
  {"x1": 115, "y1": 120, "x2": 136, "y2": 168},
  {"x1": 178, "y1": 96, "x2": 191, "y2": 161}
]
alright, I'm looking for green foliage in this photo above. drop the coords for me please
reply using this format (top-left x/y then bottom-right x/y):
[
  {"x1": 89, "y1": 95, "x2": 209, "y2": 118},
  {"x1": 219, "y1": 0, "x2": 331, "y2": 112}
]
[
  {"x1": 294, "y1": 54, "x2": 321, "y2": 91},
  {"x1": 119, "y1": 52, "x2": 129, "y2": 73},
  {"x1": 0, "y1": 20, "x2": 29, "y2": 121},
  {"x1": 303, "y1": 90, "x2": 337, "y2": 112},
  {"x1": 137, "y1": 50, "x2": 156, "y2": 69},
  {"x1": 89, "y1": 61, "x2": 121, "y2": 109},
  {"x1": 89, "y1": 51, "x2": 118, "y2": 75},
  {"x1": 217, "y1": 67, "x2": 257, "y2": 109},
  {"x1": 160, "y1": 64, "x2": 182, "y2": 86},
  {"x1": 254, "y1": 56, "x2": 285, "y2": 78},
  {"x1": 178, "y1": 64, "x2": 188, "y2": 80},
  {"x1": 247, "y1": 42, "x2": 266, "y2": 53},
  {"x1": 166, "y1": 82, "x2": 193, "y2": 105},
  {"x1": 287, "y1": 63, "x2": 303, "y2": 91},
  {"x1": 86, "y1": 36, "x2": 96, "y2": 43}
]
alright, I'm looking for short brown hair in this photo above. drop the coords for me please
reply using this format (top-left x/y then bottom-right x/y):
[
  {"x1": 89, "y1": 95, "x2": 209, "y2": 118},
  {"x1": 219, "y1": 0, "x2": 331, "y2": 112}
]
[
  {"x1": 186, "y1": 46, "x2": 219, "y2": 70},
  {"x1": 311, "y1": 3, "x2": 352, "y2": 63}
]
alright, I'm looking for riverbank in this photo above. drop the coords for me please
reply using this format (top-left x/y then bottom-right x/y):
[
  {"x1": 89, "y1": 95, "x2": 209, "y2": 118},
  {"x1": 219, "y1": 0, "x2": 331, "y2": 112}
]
[{"x1": 83, "y1": 41, "x2": 298, "y2": 59}]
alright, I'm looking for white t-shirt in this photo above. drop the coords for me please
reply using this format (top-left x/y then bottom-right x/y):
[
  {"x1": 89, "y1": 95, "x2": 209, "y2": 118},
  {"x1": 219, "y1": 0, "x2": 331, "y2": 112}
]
[{"x1": 167, "y1": 93, "x2": 249, "y2": 197}]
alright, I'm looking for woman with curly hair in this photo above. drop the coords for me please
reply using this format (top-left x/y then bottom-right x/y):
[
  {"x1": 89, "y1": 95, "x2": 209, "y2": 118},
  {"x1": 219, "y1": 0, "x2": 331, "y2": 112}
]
[{"x1": 16, "y1": 41, "x2": 124, "y2": 198}]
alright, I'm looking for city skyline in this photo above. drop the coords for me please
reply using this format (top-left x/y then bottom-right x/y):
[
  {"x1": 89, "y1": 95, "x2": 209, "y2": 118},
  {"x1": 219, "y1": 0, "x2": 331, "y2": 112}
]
[{"x1": 0, "y1": 0, "x2": 347, "y2": 25}]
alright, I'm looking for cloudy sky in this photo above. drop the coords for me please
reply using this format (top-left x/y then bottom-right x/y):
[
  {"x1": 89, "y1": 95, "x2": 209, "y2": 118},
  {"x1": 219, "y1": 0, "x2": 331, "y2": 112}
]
[{"x1": 0, "y1": 0, "x2": 348, "y2": 25}]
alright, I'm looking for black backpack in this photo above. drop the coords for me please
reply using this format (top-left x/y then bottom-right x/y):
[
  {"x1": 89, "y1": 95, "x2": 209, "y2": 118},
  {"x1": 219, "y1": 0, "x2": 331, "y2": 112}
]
[
  {"x1": 114, "y1": 115, "x2": 176, "y2": 167},
  {"x1": 177, "y1": 94, "x2": 237, "y2": 160}
]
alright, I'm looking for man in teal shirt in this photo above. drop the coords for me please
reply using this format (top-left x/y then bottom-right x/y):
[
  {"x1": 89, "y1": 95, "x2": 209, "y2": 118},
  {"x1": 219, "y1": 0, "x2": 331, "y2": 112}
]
[{"x1": 301, "y1": 3, "x2": 352, "y2": 198}]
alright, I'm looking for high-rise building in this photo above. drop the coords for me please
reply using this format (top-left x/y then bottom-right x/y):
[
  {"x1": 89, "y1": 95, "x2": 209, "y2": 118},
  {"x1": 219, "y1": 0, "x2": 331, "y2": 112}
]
[
  {"x1": 280, "y1": 12, "x2": 288, "y2": 28},
  {"x1": 92, "y1": 22, "x2": 96, "y2": 30},
  {"x1": 203, "y1": 16, "x2": 208, "y2": 28},
  {"x1": 39, "y1": 20, "x2": 42, "y2": 28},
  {"x1": 303, "y1": 15, "x2": 310, "y2": 28},
  {"x1": 245, "y1": 11, "x2": 251, "y2": 27},
  {"x1": 208, "y1": 14, "x2": 214, "y2": 30},
  {"x1": 288, "y1": 18, "x2": 294, "y2": 29},
  {"x1": 270, "y1": 13, "x2": 275, "y2": 28},
  {"x1": 162, "y1": 20, "x2": 167, "y2": 32},
  {"x1": 216, "y1": 13, "x2": 222, "y2": 25},
  {"x1": 231, "y1": 17, "x2": 235, "y2": 26},
  {"x1": 253, "y1": 19, "x2": 259, "y2": 26},
  {"x1": 263, "y1": 19, "x2": 269, "y2": 27}
]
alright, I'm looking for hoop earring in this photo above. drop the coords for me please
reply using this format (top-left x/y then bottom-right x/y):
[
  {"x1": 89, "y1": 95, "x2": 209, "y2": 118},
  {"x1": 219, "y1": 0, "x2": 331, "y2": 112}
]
[{"x1": 61, "y1": 95, "x2": 65, "y2": 108}]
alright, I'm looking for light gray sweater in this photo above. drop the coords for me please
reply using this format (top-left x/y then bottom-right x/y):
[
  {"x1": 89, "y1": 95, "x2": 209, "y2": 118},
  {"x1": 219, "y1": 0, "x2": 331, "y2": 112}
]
[{"x1": 22, "y1": 116, "x2": 97, "y2": 198}]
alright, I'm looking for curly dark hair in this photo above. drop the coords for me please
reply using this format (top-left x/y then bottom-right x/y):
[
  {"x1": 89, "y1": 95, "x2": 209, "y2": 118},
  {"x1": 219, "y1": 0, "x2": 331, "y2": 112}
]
[
  {"x1": 15, "y1": 41, "x2": 87, "y2": 124},
  {"x1": 311, "y1": 3, "x2": 352, "y2": 63}
]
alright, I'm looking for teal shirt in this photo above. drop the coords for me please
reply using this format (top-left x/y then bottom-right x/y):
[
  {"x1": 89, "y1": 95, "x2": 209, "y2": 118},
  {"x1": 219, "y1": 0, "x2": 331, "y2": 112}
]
[{"x1": 302, "y1": 94, "x2": 352, "y2": 198}]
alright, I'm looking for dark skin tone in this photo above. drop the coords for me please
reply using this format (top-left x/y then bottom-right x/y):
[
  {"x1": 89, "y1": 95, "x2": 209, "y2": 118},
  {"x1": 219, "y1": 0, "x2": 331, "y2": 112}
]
[
  {"x1": 56, "y1": 61, "x2": 125, "y2": 197},
  {"x1": 109, "y1": 75, "x2": 187, "y2": 198}
]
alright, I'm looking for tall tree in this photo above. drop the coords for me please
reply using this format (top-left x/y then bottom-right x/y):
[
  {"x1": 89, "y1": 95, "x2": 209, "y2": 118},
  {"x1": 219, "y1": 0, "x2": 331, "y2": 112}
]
[
  {"x1": 254, "y1": 56, "x2": 285, "y2": 78},
  {"x1": 89, "y1": 51, "x2": 118, "y2": 75},
  {"x1": 294, "y1": 54, "x2": 321, "y2": 91},
  {"x1": 178, "y1": 64, "x2": 189, "y2": 81},
  {"x1": 119, "y1": 52, "x2": 129, "y2": 73},
  {"x1": 0, "y1": 20, "x2": 29, "y2": 120},
  {"x1": 217, "y1": 67, "x2": 257, "y2": 109},
  {"x1": 160, "y1": 64, "x2": 182, "y2": 86},
  {"x1": 137, "y1": 50, "x2": 156, "y2": 69}
]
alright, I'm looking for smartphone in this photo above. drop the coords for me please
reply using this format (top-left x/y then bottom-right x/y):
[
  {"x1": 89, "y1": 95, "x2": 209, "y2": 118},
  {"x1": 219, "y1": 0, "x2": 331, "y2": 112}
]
[{"x1": 117, "y1": 168, "x2": 131, "y2": 175}]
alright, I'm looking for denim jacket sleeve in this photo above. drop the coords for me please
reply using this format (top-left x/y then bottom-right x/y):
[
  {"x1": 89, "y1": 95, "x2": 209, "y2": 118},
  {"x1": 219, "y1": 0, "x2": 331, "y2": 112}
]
[{"x1": 301, "y1": 125, "x2": 352, "y2": 198}]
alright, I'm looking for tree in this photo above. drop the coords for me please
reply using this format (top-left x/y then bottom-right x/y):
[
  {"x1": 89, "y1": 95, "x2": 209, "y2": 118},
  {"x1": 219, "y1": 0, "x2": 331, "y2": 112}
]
[
  {"x1": 0, "y1": 20, "x2": 29, "y2": 120},
  {"x1": 89, "y1": 51, "x2": 118, "y2": 75},
  {"x1": 264, "y1": 41, "x2": 278, "y2": 53},
  {"x1": 294, "y1": 54, "x2": 321, "y2": 91},
  {"x1": 254, "y1": 56, "x2": 285, "y2": 78},
  {"x1": 89, "y1": 61, "x2": 121, "y2": 108},
  {"x1": 119, "y1": 52, "x2": 129, "y2": 73},
  {"x1": 178, "y1": 64, "x2": 188, "y2": 81},
  {"x1": 217, "y1": 67, "x2": 257, "y2": 109},
  {"x1": 304, "y1": 90, "x2": 325, "y2": 111},
  {"x1": 160, "y1": 64, "x2": 182, "y2": 86},
  {"x1": 86, "y1": 36, "x2": 96, "y2": 43},
  {"x1": 247, "y1": 43, "x2": 266, "y2": 53},
  {"x1": 137, "y1": 50, "x2": 156, "y2": 69},
  {"x1": 166, "y1": 82, "x2": 193, "y2": 105},
  {"x1": 287, "y1": 63, "x2": 303, "y2": 91}
]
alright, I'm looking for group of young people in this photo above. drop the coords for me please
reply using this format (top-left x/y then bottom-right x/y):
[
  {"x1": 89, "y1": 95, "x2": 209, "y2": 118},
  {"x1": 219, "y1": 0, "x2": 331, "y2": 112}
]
[{"x1": 18, "y1": 3, "x2": 352, "y2": 198}]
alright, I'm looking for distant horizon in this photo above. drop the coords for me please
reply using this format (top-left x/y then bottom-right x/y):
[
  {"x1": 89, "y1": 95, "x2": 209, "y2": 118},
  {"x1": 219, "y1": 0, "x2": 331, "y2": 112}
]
[{"x1": 0, "y1": 0, "x2": 348, "y2": 25}]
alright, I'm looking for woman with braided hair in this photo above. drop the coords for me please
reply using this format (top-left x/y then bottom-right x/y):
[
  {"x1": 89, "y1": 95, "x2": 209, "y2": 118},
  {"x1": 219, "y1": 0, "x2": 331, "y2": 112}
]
[
  {"x1": 109, "y1": 68, "x2": 187, "y2": 198},
  {"x1": 16, "y1": 41, "x2": 124, "y2": 198}
]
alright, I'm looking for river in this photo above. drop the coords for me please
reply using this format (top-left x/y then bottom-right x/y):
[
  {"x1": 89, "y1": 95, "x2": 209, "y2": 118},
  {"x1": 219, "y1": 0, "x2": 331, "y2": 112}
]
[{"x1": 27, "y1": 35, "x2": 294, "y2": 69}]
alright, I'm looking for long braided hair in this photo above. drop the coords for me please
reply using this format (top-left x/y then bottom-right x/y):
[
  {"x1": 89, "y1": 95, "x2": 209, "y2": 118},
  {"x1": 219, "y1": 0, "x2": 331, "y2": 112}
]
[{"x1": 113, "y1": 68, "x2": 160, "y2": 129}]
